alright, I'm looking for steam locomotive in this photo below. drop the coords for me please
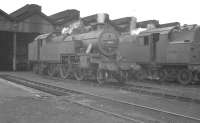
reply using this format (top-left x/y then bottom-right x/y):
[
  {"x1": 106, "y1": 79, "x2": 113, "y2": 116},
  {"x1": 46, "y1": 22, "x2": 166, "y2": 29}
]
[
  {"x1": 28, "y1": 13, "x2": 200, "y2": 85},
  {"x1": 28, "y1": 13, "x2": 132, "y2": 84},
  {"x1": 119, "y1": 22, "x2": 200, "y2": 85}
]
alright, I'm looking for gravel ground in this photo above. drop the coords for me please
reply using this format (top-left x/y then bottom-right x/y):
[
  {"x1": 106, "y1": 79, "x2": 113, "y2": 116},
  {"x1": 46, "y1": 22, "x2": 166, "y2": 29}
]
[
  {"x1": 5, "y1": 72, "x2": 200, "y2": 119},
  {"x1": 0, "y1": 96, "x2": 135, "y2": 123},
  {"x1": 0, "y1": 78, "x2": 134, "y2": 123}
]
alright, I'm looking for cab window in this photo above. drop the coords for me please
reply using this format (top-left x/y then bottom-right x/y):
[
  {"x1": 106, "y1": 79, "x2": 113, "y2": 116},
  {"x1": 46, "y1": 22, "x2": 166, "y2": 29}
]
[
  {"x1": 38, "y1": 39, "x2": 46, "y2": 47},
  {"x1": 152, "y1": 33, "x2": 160, "y2": 42},
  {"x1": 38, "y1": 39, "x2": 43, "y2": 47}
]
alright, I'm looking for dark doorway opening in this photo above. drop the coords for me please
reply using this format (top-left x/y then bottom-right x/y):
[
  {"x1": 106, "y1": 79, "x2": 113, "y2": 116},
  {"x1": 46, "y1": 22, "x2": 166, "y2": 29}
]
[
  {"x1": 16, "y1": 32, "x2": 39, "y2": 71},
  {"x1": 0, "y1": 31, "x2": 13, "y2": 71},
  {"x1": 0, "y1": 31, "x2": 39, "y2": 71}
]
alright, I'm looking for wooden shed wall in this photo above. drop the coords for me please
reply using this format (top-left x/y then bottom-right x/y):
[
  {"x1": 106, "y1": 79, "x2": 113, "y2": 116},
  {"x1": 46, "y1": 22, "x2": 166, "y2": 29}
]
[
  {"x1": 0, "y1": 14, "x2": 13, "y2": 31},
  {"x1": 17, "y1": 14, "x2": 54, "y2": 33}
]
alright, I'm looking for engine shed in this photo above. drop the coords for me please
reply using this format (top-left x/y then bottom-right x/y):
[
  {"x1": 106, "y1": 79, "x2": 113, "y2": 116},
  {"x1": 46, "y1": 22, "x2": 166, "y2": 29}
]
[
  {"x1": 0, "y1": 4, "x2": 55, "y2": 71},
  {"x1": 0, "y1": 10, "x2": 14, "y2": 71},
  {"x1": 0, "y1": 4, "x2": 79, "y2": 71}
]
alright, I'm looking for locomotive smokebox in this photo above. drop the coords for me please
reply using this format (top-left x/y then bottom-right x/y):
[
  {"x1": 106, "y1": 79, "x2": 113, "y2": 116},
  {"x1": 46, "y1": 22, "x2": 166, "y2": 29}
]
[
  {"x1": 73, "y1": 28, "x2": 119, "y2": 57},
  {"x1": 98, "y1": 29, "x2": 119, "y2": 56}
]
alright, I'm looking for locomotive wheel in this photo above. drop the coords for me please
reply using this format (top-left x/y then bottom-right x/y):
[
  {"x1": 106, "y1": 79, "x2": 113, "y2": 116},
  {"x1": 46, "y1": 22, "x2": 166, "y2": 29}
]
[
  {"x1": 157, "y1": 69, "x2": 168, "y2": 82},
  {"x1": 59, "y1": 64, "x2": 70, "y2": 79},
  {"x1": 38, "y1": 65, "x2": 43, "y2": 75},
  {"x1": 165, "y1": 68, "x2": 178, "y2": 81},
  {"x1": 119, "y1": 70, "x2": 128, "y2": 83},
  {"x1": 135, "y1": 70, "x2": 147, "y2": 81},
  {"x1": 96, "y1": 69, "x2": 107, "y2": 84},
  {"x1": 196, "y1": 72, "x2": 200, "y2": 81},
  {"x1": 47, "y1": 64, "x2": 56, "y2": 77},
  {"x1": 38, "y1": 64, "x2": 45, "y2": 75},
  {"x1": 33, "y1": 64, "x2": 39, "y2": 74},
  {"x1": 177, "y1": 69, "x2": 193, "y2": 85},
  {"x1": 74, "y1": 68, "x2": 85, "y2": 81}
]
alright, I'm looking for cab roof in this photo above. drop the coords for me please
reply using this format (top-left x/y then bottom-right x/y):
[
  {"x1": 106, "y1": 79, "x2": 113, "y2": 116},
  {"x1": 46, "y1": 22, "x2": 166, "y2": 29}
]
[
  {"x1": 139, "y1": 24, "x2": 200, "y2": 36},
  {"x1": 139, "y1": 26, "x2": 176, "y2": 36},
  {"x1": 35, "y1": 33, "x2": 51, "y2": 40}
]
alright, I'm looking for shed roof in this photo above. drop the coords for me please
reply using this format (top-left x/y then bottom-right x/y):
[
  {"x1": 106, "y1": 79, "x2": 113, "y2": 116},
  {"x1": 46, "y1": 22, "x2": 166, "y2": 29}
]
[
  {"x1": 111, "y1": 17, "x2": 160, "y2": 32},
  {"x1": 81, "y1": 13, "x2": 110, "y2": 25},
  {"x1": 50, "y1": 9, "x2": 79, "y2": 20},
  {"x1": 111, "y1": 17, "x2": 131, "y2": 25},
  {"x1": 112, "y1": 17, "x2": 159, "y2": 28},
  {"x1": 0, "y1": 9, "x2": 13, "y2": 21},
  {"x1": 10, "y1": 4, "x2": 54, "y2": 24},
  {"x1": 10, "y1": 4, "x2": 41, "y2": 18},
  {"x1": 158, "y1": 22, "x2": 180, "y2": 28},
  {"x1": 50, "y1": 9, "x2": 80, "y2": 25}
]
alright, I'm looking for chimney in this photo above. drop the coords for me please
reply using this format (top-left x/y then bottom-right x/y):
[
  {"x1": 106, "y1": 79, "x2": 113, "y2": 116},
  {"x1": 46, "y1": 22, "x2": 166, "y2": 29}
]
[
  {"x1": 97, "y1": 13, "x2": 109, "y2": 23},
  {"x1": 97, "y1": 13, "x2": 109, "y2": 29},
  {"x1": 129, "y1": 16, "x2": 137, "y2": 35},
  {"x1": 130, "y1": 17, "x2": 137, "y2": 32}
]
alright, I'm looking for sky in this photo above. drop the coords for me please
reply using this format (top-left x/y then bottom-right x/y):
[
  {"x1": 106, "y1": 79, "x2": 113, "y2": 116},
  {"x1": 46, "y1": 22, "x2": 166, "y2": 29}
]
[{"x1": 0, "y1": 0, "x2": 199, "y2": 25}]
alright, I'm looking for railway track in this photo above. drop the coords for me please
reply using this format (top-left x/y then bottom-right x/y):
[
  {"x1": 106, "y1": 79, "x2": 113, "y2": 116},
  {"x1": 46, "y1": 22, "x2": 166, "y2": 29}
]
[
  {"x1": 39, "y1": 74, "x2": 200, "y2": 105},
  {"x1": 1, "y1": 74, "x2": 200, "y2": 123},
  {"x1": 114, "y1": 83, "x2": 200, "y2": 104}
]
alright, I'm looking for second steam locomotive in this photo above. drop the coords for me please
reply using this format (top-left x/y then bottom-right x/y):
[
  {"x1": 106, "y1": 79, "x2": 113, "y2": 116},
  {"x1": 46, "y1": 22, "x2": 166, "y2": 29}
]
[{"x1": 118, "y1": 20, "x2": 200, "y2": 85}]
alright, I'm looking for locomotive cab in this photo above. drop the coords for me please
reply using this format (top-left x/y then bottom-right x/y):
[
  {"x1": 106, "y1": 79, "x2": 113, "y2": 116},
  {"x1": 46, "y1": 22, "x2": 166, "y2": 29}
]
[
  {"x1": 119, "y1": 24, "x2": 200, "y2": 85},
  {"x1": 166, "y1": 25, "x2": 200, "y2": 84}
]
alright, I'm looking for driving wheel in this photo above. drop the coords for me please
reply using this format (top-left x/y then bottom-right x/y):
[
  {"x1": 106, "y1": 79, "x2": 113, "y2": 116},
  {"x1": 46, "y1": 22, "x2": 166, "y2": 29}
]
[
  {"x1": 177, "y1": 69, "x2": 193, "y2": 85},
  {"x1": 97, "y1": 69, "x2": 107, "y2": 84},
  {"x1": 74, "y1": 68, "x2": 85, "y2": 81},
  {"x1": 59, "y1": 64, "x2": 71, "y2": 79}
]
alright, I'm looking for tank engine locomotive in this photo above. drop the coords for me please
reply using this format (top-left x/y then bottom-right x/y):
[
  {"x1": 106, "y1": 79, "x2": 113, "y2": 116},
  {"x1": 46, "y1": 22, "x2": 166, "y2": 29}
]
[
  {"x1": 119, "y1": 23, "x2": 200, "y2": 85},
  {"x1": 28, "y1": 13, "x2": 125, "y2": 84}
]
